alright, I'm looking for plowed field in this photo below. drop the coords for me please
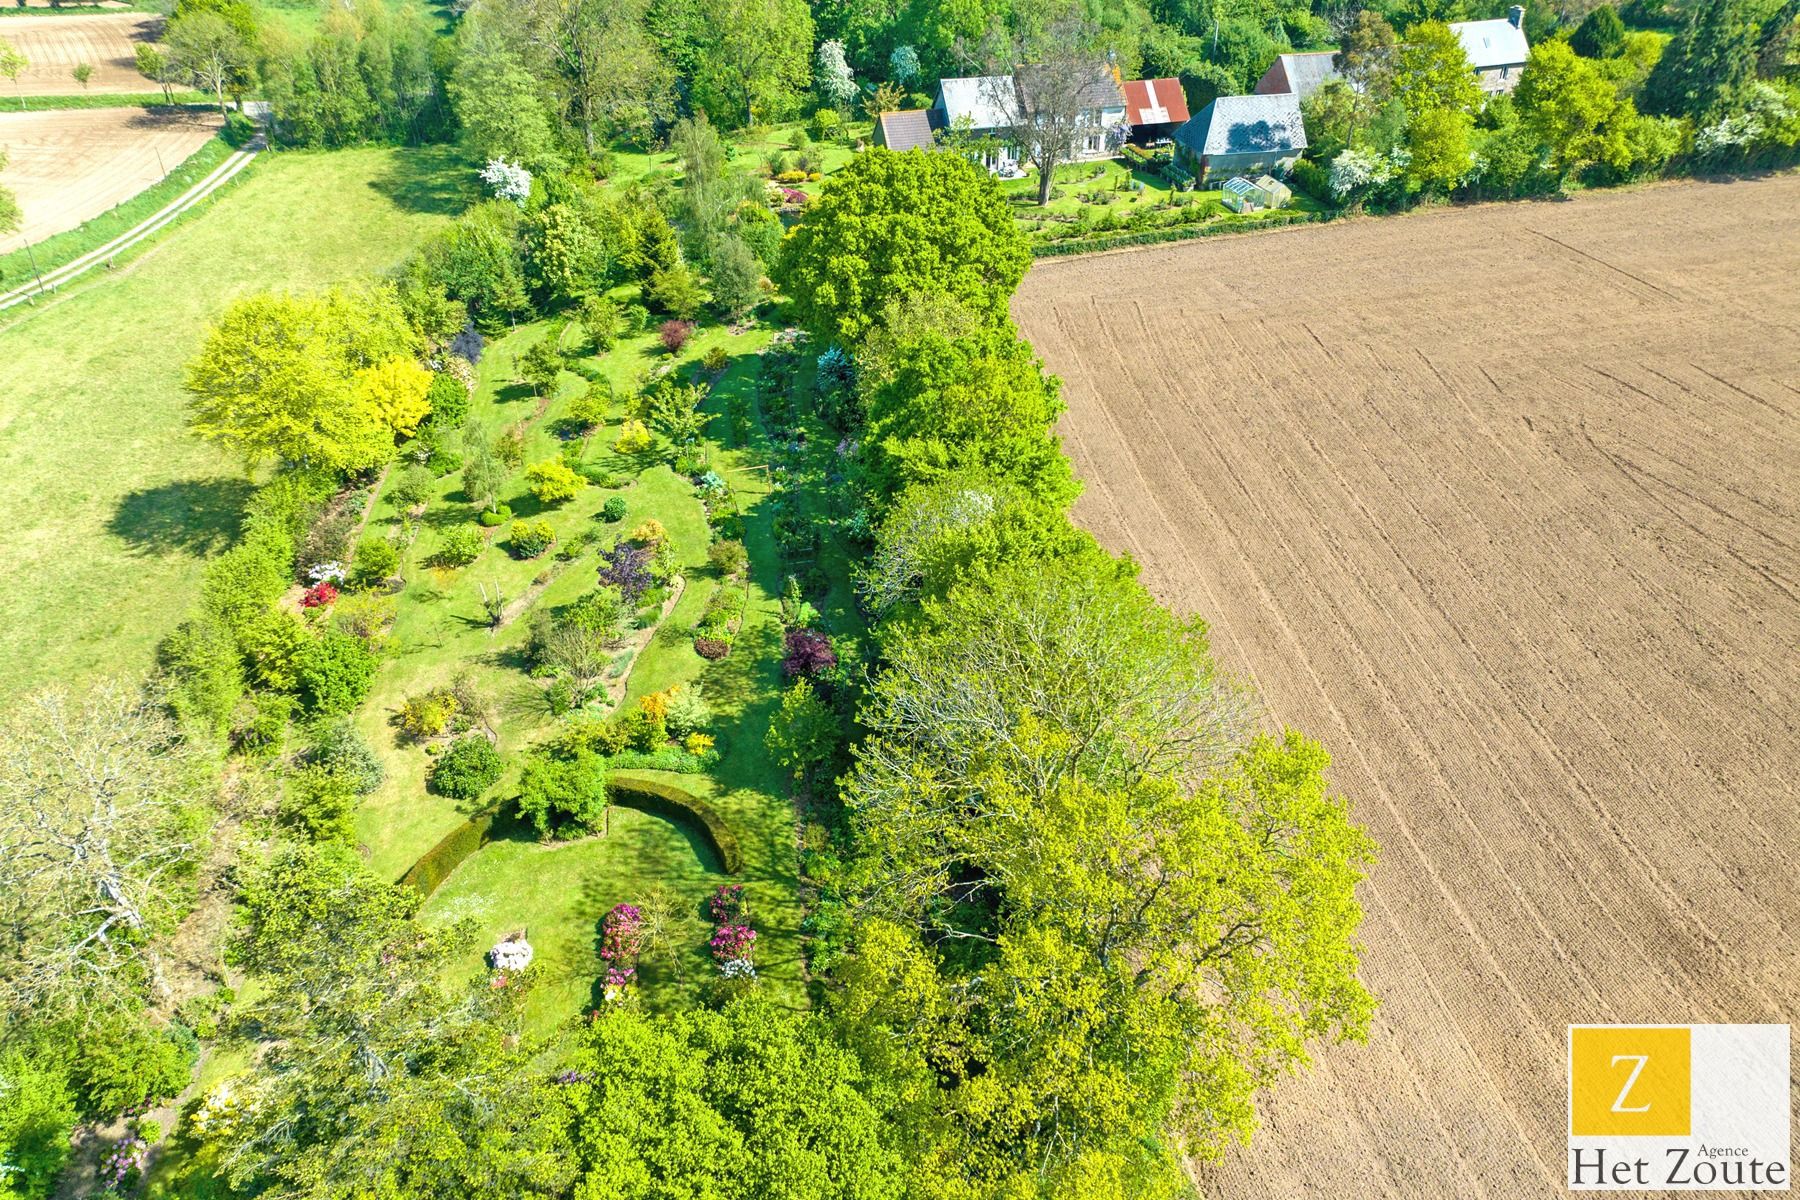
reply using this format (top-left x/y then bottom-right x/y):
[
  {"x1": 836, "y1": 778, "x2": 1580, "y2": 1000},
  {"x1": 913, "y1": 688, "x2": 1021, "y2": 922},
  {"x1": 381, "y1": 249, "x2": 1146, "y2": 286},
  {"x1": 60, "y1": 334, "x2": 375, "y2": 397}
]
[
  {"x1": 1013, "y1": 176, "x2": 1800, "y2": 1198},
  {"x1": 0, "y1": 12, "x2": 158, "y2": 95},
  {"x1": 0, "y1": 107, "x2": 220, "y2": 254}
]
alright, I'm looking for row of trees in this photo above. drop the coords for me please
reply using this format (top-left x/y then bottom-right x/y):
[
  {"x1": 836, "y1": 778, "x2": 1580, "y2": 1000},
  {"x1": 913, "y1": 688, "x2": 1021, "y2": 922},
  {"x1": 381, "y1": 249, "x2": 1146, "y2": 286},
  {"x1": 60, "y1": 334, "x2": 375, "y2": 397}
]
[{"x1": 761, "y1": 148, "x2": 1379, "y2": 1198}]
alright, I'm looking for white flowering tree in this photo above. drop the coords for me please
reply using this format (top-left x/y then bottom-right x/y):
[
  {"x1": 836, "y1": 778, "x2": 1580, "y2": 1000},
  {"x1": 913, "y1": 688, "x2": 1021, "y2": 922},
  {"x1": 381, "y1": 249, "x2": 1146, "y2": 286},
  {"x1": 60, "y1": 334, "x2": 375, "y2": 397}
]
[
  {"x1": 816, "y1": 40, "x2": 857, "y2": 112},
  {"x1": 479, "y1": 157, "x2": 533, "y2": 206}
]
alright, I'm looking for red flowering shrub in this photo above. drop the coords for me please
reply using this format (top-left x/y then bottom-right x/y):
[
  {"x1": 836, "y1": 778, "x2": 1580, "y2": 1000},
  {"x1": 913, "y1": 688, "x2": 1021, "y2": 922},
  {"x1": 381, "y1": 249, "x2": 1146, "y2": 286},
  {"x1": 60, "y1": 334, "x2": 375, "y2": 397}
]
[
  {"x1": 781, "y1": 628, "x2": 837, "y2": 678},
  {"x1": 300, "y1": 581, "x2": 339, "y2": 609}
]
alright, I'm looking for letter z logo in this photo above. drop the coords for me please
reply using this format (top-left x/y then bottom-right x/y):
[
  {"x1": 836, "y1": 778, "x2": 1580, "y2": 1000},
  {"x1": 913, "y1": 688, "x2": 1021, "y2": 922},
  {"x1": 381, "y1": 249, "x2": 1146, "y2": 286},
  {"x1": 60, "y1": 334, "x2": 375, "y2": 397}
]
[
  {"x1": 1610, "y1": 1055, "x2": 1651, "y2": 1113},
  {"x1": 1570, "y1": 1027, "x2": 1691, "y2": 1137}
]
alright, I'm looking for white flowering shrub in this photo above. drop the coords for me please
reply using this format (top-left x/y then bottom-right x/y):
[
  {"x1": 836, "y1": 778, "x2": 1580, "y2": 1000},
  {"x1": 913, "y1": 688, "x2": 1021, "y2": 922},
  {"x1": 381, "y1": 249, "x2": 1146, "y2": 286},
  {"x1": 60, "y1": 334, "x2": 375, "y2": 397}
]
[
  {"x1": 488, "y1": 937, "x2": 534, "y2": 971},
  {"x1": 307, "y1": 561, "x2": 346, "y2": 585},
  {"x1": 480, "y1": 158, "x2": 533, "y2": 205},
  {"x1": 1327, "y1": 147, "x2": 1402, "y2": 199},
  {"x1": 719, "y1": 957, "x2": 757, "y2": 980}
]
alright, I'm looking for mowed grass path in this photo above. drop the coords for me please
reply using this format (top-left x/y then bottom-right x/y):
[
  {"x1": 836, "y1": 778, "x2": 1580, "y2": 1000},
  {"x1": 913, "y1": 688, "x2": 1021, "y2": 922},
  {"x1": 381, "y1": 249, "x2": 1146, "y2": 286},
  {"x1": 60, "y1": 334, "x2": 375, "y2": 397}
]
[{"x1": 0, "y1": 145, "x2": 469, "y2": 695}]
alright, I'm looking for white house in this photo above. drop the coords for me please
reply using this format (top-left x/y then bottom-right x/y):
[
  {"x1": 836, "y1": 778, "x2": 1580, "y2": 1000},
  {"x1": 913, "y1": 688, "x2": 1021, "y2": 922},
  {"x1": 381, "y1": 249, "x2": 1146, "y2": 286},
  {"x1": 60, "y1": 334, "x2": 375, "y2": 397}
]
[
  {"x1": 1450, "y1": 6, "x2": 1531, "y2": 92},
  {"x1": 933, "y1": 69, "x2": 1128, "y2": 175}
]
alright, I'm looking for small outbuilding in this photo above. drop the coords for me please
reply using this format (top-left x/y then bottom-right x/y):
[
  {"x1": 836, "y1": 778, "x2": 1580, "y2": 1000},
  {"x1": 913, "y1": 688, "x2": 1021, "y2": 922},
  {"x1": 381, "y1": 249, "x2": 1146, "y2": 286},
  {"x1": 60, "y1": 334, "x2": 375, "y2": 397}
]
[
  {"x1": 1120, "y1": 77, "x2": 1190, "y2": 144},
  {"x1": 1220, "y1": 174, "x2": 1292, "y2": 212},
  {"x1": 1171, "y1": 93, "x2": 1307, "y2": 185},
  {"x1": 872, "y1": 109, "x2": 936, "y2": 153}
]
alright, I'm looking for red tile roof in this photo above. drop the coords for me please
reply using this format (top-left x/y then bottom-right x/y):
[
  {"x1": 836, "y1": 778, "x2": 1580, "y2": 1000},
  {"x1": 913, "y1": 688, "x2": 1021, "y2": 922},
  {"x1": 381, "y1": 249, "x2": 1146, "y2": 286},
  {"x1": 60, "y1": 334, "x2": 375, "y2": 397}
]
[{"x1": 1121, "y1": 78, "x2": 1190, "y2": 127}]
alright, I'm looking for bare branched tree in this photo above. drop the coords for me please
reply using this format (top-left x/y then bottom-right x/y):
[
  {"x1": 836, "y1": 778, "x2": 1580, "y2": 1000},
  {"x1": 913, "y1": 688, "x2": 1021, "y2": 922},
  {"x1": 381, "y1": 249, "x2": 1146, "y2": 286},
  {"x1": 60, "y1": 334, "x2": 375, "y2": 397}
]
[
  {"x1": 980, "y1": 17, "x2": 1123, "y2": 205},
  {"x1": 0, "y1": 684, "x2": 213, "y2": 1021}
]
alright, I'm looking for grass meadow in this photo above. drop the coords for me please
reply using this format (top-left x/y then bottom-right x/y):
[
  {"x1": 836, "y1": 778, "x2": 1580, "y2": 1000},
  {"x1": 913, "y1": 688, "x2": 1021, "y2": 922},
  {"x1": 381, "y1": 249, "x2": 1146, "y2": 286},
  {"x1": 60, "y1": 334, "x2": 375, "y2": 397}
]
[{"x1": 0, "y1": 144, "x2": 470, "y2": 696}]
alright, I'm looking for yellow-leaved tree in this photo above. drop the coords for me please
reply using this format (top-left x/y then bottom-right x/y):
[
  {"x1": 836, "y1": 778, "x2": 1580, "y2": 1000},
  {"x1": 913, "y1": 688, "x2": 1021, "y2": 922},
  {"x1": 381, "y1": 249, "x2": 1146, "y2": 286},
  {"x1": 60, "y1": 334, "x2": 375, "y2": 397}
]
[{"x1": 354, "y1": 357, "x2": 434, "y2": 438}]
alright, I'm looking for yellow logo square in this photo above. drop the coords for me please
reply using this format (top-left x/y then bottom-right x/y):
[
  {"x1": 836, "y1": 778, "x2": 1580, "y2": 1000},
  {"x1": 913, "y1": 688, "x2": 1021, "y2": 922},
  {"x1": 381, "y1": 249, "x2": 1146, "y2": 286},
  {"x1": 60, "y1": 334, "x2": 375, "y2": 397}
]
[{"x1": 1570, "y1": 1026, "x2": 1692, "y2": 1136}]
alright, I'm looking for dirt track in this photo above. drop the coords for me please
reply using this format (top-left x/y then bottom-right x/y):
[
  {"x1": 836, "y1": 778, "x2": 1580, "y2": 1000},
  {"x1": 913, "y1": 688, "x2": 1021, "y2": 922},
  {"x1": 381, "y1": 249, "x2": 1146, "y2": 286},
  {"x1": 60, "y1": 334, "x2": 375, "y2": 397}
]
[
  {"x1": 0, "y1": 12, "x2": 158, "y2": 95},
  {"x1": 1014, "y1": 176, "x2": 1800, "y2": 1198},
  {"x1": 0, "y1": 107, "x2": 219, "y2": 254}
]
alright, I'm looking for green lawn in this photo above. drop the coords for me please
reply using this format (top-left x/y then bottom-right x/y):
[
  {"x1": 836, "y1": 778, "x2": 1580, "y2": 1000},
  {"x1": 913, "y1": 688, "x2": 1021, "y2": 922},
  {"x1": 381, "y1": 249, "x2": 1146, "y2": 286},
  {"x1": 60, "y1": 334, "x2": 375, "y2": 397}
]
[
  {"x1": 0, "y1": 144, "x2": 471, "y2": 697},
  {"x1": 338, "y1": 316, "x2": 800, "y2": 1031}
]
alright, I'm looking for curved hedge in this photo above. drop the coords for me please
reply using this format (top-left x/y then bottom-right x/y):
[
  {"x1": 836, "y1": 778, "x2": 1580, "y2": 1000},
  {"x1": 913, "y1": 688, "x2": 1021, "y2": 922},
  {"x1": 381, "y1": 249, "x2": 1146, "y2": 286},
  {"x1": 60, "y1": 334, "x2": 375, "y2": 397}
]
[
  {"x1": 607, "y1": 771, "x2": 742, "y2": 874},
  {"x1": 399, "y1": 807, "x2": 503, "y2": 898},
  {"x1": 397, "y1": 772, "x2": 741, "y2": 896}
]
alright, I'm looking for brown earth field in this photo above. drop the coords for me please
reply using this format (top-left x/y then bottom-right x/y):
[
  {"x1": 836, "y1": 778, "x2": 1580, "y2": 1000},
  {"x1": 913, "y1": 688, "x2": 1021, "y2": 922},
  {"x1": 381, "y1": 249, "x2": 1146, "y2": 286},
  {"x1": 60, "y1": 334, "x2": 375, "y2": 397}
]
[
  {"x1": 0, "y1": 12, "x2": 159, "y2": 95},
  {"x1": 0, "y1": 106, "x2": 220, "y2": 254},
  {"x1": 1013, "y1": 174, "x2": 1800, "y2": 1199}
]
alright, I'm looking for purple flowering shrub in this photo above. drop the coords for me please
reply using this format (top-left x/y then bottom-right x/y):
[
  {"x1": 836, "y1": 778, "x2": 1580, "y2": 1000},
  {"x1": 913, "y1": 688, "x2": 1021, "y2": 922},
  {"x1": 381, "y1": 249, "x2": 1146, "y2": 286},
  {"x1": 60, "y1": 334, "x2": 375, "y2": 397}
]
[{"x1": 709, "y1": 884, "x2": 747, "y2": 923}]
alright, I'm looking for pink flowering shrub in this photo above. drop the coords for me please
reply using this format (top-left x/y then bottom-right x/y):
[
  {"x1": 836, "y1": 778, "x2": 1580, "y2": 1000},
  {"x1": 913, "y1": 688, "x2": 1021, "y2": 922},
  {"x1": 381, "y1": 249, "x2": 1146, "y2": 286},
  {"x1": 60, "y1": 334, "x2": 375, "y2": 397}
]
[
  {"x1": 600, "y1": 903, "x2": 643, "y2": 996},
  {"x1": 710, "y1": 923, "x2": 757, "y2": 965}
]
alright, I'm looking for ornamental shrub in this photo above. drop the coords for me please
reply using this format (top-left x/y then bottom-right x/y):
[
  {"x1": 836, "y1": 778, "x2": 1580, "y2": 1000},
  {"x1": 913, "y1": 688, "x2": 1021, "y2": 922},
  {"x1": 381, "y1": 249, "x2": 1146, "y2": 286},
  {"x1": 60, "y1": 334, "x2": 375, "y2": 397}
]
[
  {"x1": 399, "y1": 688, "x2": 460, "y2": 740},
  {"x1": 781, "y1": 628, "x2": 838, "y2": 678},
  {"x1": 433, "y1": 525, "x2": 486, "y2": 568},
  {"x1": 614, "y1": 420, "x2": 654, "y2": 454},
  {"x1": 278, "y1": 765, "x2": 358, "y2": 843},
  {"x1": 429, "y1": 735, "x2": 504, "y2": 800},
  {"x1": 708, "y1": 539, "x2": 747, "y2": 577},
  {"x1": 525, "y1": 459, "x2": 584, "y2": 506},
  {"x1": 389, "y1": 464, "x2": 436, "y2": 511},
  {"x1": 478, "y1": 504, "x2": 512, "y2": 527},
  {"x1": 663, "y1": 686, "x2": 713, "y2": 740},
  {"x1": 659, "y1": 319, "x2": 695, "y2": 354},
  {"x1": 694, "y1": 636, "x2": 729, "y2": 659},
  {"x1": 303, "y1": 717, "x2": 383, "y2": 794},
  {"x1": 296, "y1": 628, "x2": 380, "y2": 716},
  {"x1": 601, "y1": 495, "x2": 628, "y2": 522},
  {"x1": 71, "y1": 1014, "x2": 194, "y2": 1116},
  {"x1": 514, "y1": 748, "x2": 609, "y2": 838},
  {"x1": 509, "y1": 519, "x2": 556, "y2": 559},
  {"x1": 349, "y1": 539, "x2": 399, "y2": 590},
  {"x1": 300, "y1": 581, "x2": 339, "y2": 609},
  {"x1": 598, "y1": 540, "x2": 656, "y2": 604},
  {"x1": 426, "y1": 372, "x2": 470, "y2": 427}
]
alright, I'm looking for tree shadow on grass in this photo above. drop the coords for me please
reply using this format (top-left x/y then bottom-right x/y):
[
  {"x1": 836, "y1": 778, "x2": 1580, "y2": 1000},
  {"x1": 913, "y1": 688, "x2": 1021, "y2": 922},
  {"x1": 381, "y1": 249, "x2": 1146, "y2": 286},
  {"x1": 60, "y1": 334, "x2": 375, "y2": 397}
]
[
  {"x1": 108, "y1": 477, "x2": 254, "y2": 557},
  {"x1": 365, "y1": 144, "x2": 476, "y2": 217}
]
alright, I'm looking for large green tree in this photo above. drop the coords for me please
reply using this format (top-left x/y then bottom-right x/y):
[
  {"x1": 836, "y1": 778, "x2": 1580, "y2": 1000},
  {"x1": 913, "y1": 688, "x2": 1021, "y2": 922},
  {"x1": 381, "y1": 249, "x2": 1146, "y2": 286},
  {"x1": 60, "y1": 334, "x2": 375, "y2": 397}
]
[
  {"x1": 1516, "y1": 40, "x2": 1637, "y2": 179},
  {"x1": 563, "y1": 999, "x2": 902, "y2": 1198},
  {"x1": 184, "y1": 285, "x2": 420, "y2": 472},
  {"x1": 690, "y1": 0, "x2": 814, "y2": 127},
  {"x1": 859, "y1": 320, "x2": 1079, "y2": 507},
  {"x1": 840, "y1": 553, "x2": 1374, "y2": 1197},
  {"x1": 1643, "y1": 0, "x2": 1759, "y2": 120},
  {"x1": 775, "y1": 149, "x2": 1030, "y2": 345}
]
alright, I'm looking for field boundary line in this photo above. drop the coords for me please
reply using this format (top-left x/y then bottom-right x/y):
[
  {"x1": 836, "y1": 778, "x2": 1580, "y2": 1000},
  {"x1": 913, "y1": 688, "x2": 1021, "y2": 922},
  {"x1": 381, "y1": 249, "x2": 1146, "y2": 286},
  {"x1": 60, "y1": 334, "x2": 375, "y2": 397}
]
[{"x1": 0, "y1": 136, "x2": 262, "y2": 314}]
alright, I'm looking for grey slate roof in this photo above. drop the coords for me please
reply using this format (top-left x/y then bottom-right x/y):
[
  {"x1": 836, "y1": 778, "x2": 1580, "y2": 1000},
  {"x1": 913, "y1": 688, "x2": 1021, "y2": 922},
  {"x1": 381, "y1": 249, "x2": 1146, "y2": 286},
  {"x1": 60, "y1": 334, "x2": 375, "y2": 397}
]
[
  {"x1": 1254, "y1": 51, "x2": 1344, "y2": 101},
  {"x1": 1014, "y1": 64, "x2": 1125, "y2": 115},
  {"x1": 874, "y1": 109, "x2": 935, "y2": 152},
  {"x1": 1450, "y1": 17, "x2": 1531, "y2": 68},
  {"x1": 1173, "y1": 93, "x2": 1307, "y2": 157}
]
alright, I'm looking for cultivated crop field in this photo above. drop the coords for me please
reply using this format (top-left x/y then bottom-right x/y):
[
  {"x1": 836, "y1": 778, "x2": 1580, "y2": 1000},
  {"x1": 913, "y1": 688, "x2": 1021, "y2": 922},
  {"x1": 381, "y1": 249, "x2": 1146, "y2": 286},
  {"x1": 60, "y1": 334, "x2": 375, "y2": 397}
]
[
  {"x1": 0, "y1": 107, "x2": 220, "y2": 253},
  {"x1": 1014, "y1": 176, "x2": 1800, "y2": 1198},
  {"x1": 0, "y1": 12, "x2": 158, "y2": 94}
]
